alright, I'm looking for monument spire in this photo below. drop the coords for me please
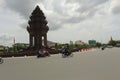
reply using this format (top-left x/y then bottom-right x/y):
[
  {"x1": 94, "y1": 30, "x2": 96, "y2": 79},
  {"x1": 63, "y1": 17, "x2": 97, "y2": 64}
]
[{"x1": 27, "y1": 5, "x2": 49, "y2": 49}]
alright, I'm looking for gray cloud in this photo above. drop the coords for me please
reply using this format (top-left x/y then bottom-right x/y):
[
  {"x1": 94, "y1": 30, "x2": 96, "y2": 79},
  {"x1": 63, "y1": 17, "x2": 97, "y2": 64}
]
[
  {"x1": 109, "y1": 0, "x2": 120, "y2": 15},
  {"x1": 64, "y1": 16, "x2": 85, "y2": 24},
  {"x1": 47, "y1": 17, "x2": 62, "y2": 30},
  {"x1": 4, "y1": 0, "x2": 109, "y2": 31},
  {"x1": 65, "y1": 0, "x2": 109, "y2": 11},
  {"x1": 0, "y1": 34, "x2": 12, "y2": 41},
  {"x1": 112, "y1": 6, "x2": 120, "y2": 14},
  {"x1": 48, "y1": 23, "x2": 62, "y2": 31},
  {"x1": 20, "y1": 22, "x2": 27, "y2": 29},
  {"x1": 66, "y1": 0, "x2": 108, "y2": 6},
  {"x1": 4, "y1": 0, "x2": 42, "y2": 19},
  {"x1": 76, "y1": 0, "x2": 108, "y2": 17},
  {"x1": 1, "y1": 0, "x2": 120, "y2": 44},
  {"x1": 4, "y1": 0, "x2": 45, "y2": 30},
  {"x1": 0, "y1": 33, "x2": 13, "y2": 46},
  {"x1": 51, "y1": 0, "x2": 109, "y2": 25}
]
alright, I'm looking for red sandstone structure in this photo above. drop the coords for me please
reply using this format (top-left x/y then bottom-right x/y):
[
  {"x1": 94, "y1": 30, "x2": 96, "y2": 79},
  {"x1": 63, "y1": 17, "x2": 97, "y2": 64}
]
[{"x1": 27, "y1": 6, "x2": 49, "y2": 49}]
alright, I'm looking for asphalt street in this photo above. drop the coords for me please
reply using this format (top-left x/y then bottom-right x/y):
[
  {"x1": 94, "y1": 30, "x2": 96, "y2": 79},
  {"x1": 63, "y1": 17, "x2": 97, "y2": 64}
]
[{"x1": 0, "y1": 48, "x2": 120, "y2": 80}]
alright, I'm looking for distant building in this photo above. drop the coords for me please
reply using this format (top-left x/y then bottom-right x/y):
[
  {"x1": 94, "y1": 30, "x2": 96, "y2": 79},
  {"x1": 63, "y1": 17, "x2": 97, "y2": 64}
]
[
  {"x1": 75, "y1": 40, "x2": 85, "y2": 45},
  {"x1": 14, "y1": 41, "x2": 57, "y2": 48},
  {"x1": 13, "y1": 43, "x2": 29, "y2": 48},
  {"x1": 70, "y1": 41, "x2": 73, "y2": 45},
  {"x1": 0, "y1": 45, "x2": 8, "y2": 53},
  {"x1": 47, "y1": 41, "x2": 57, "y2": 48},
  {"x1": 110, "y1": 36, "x2": 113, "y2": 41},
  {"x1": 0, "y1": 45, "x2": 4, "y2": 53},
  {"x1": 108, "y1": 36, "x2": 113, "y2": 43},
  {"x1": 88, "y1": 40, "x2": 96, "y2": 45}
]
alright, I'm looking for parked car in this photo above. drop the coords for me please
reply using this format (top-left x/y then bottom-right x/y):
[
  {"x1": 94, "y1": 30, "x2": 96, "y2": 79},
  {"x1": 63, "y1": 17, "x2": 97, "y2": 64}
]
[
  {"x1": 107, "y1": 45, "x2": 113, "y2": 48},
  {"x1": 116, "y1": 44, "x2": 120, "y2": 47}
]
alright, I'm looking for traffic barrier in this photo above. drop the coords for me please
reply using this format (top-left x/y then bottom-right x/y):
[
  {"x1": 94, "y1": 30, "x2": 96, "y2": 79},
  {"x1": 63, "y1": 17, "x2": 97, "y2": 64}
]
[{"x1": 79, "y1": 48, "x2": 93, "y2": 52}]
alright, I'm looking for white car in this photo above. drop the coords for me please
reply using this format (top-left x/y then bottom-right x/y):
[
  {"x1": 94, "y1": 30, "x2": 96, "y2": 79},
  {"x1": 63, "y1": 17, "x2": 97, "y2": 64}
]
[{"x1": 107, "y1": 45, "x2": 113, "y2": 48}]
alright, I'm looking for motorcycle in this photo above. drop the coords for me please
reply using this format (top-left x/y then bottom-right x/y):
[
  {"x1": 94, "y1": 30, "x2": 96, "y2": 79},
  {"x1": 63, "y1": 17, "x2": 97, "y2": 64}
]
[
  {"x1": 37, "y1": 49, "x2": 50, "y2": 58},
  {"x1": 0, "y1": 57, "x2": 3, "y2": 64},
  {"x1": 101, "y1": 47, "x2": 105, "y2": 50},
  {"x1": 61, "y1": 49, "x2": 73, "y2": 58}
]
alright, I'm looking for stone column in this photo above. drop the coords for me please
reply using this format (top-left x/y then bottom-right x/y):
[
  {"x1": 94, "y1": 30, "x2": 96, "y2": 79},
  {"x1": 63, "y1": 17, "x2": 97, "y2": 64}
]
[
  {"x1": 44, "y1": 34, "x2": 47, "y2": 47},
  {"x1": 37, "y1": 35, "x2": 42, "y2": 49},
  {"x1": 34, "y1": 35, "x2": 37, "y2": 48},
  {"x1": 39, "y1": 35, "x2": 42, "y2": 48},
  {"x1": 30, "y1": 34, "x2": 33, "y2": 47}
]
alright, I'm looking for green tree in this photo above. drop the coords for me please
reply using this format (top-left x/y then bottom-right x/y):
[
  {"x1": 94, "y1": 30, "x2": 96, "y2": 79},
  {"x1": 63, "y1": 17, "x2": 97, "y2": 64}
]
[
  {"x1": 108, "y1": 40, "x2": 116, "y2": 46},
  {"x1": 96, "y1": 42, "x2": 102, "y2": 48},
  {"x1": 13, "y1": 43, "x2": 28, "y2": 52}
]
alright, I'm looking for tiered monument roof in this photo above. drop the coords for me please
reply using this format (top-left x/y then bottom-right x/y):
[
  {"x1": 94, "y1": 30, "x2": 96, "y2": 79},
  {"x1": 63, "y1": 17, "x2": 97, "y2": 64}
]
[{"x1": 27, "y1": 5, "x2": 49, "y2": 34}]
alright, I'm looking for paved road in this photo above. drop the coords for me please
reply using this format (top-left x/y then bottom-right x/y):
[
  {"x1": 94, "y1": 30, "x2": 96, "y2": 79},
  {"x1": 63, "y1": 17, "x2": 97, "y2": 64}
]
[{"x1": 0, "y1": 48, "x2": 120, "y2": 80}]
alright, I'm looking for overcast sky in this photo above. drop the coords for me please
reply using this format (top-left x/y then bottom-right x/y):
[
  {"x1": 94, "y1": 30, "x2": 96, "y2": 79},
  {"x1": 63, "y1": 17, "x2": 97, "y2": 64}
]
[{"x1": 0, "y1": 0, "x2": 120, "y2": 46}]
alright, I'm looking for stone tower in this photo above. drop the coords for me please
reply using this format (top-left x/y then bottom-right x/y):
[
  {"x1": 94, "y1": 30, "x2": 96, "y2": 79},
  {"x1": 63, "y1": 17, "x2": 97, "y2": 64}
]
[{"x1": 27, "y1": 6, "x2": 49, "y2": 49}]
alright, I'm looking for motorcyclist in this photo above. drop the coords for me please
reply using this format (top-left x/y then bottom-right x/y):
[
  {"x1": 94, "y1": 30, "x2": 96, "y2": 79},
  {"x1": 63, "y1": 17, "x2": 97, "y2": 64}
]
[
  {"x1": 0, "y1": 57, "x2": 3, "y2": 64},
  {"x1": 42, "y1": 48, "x2": 50, "y2": 57},
  {"x1": 61, "y1": 46, "x2": 71, "y2": 56},
  {"x1": 37, "y1": 48, "x2": 50, "y2": 57}
]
